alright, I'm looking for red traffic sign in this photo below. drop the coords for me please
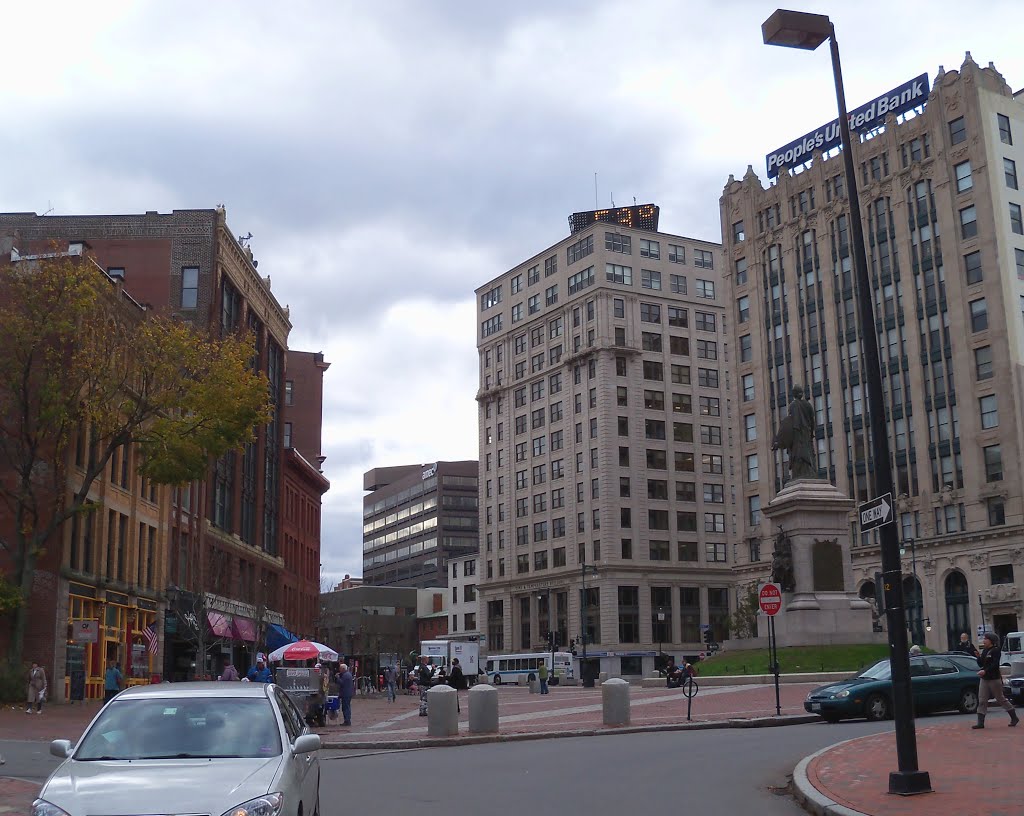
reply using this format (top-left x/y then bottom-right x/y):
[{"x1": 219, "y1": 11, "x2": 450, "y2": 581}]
[{"x1": 759, "y1": 583, "x2": 783, "y2": 616}]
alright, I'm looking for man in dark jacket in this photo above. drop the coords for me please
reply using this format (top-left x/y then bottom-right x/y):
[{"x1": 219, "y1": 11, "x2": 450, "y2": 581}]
[
  {"x1": 338, "y1": 663, "x2": 354, "y2": 726},
  {"x1": 957, "y1": 632, "x2": 979, "y2": 657},
  {"x1": 448, "y1": 658, "x2": 468, "y2": 691},
  {"x1": 973, "y1": 632, "x2": 1019, "y2": 729}
]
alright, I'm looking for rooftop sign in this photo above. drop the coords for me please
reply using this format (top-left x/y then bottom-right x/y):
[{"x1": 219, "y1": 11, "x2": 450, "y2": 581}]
[
  {"x1": 765, "y1": 73, "x2": 929, "y2": 179},
  {"x1": 568, "y1": 204, "x2": 659, "y2": 235}
]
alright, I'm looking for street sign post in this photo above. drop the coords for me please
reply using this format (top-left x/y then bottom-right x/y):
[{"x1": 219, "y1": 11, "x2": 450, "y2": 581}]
[
  {"x1": 759, "y1": 582, "x2": 783, "y2": 716},
  {"x1": 759, "y1": 583, "x2": 783, "y2": 616},
  {"x1": 859, "y1": 492, "x2": 894, "y2": 531}
]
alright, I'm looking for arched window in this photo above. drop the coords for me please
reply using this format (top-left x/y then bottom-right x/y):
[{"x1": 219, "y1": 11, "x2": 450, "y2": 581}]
[
  {"x1": 904, "y1": 575, "x2": 924, "y2": 647},
  {"x1": 944, "y1": 571, "x2": 970, "y2": 651}
]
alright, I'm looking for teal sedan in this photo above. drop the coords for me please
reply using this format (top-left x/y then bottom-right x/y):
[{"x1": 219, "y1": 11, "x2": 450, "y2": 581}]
[{"x1": 804, "y1": 654, "x2": 980, "y2": 723}]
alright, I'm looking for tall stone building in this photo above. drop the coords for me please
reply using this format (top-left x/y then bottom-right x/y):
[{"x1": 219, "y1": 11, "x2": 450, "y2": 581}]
[
  {"x1": 474, "y1": 207, "x2": 732, "y2": 677},
  {"x1": 721, "y1": 55, "x2": 1024, "y2": 650}
]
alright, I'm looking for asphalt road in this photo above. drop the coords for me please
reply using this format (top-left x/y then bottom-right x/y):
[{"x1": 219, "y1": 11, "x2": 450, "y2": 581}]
[{"x1": 318, "y1": 713, "x2": 964, "y2": 815}]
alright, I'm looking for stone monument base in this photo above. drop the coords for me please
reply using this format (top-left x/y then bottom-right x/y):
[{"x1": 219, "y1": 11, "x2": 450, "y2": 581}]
[{"x1": 757, "y1": 594, "x2": 882, "y2": 647}]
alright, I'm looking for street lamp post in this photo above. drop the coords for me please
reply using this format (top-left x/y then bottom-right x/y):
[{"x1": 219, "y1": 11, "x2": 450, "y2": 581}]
[
  {"x1": 762, "y1": 9, "x2": 931, "y2": 796},
  {"x1": 657, "y1": 607, "x2": 665, "y2": 669}
]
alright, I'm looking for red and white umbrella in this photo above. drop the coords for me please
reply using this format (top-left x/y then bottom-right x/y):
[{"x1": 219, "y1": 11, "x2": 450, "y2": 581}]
[{"x1": 267, "y1": 640, "x2": 339, "y2": 662}]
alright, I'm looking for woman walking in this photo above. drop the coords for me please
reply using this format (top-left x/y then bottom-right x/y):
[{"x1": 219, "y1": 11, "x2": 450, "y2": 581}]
[
  {"x1": 26, "y1": 661, "x2": 47, "y2": 714},
  {"x1": 973, "y1": 632, "x2": 1019, "y2": 728}
]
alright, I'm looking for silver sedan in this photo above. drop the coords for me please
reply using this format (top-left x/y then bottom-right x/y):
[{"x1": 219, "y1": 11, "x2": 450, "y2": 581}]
[{"x1": 32, "y1": 682, "x2": 320, "y2": 816}]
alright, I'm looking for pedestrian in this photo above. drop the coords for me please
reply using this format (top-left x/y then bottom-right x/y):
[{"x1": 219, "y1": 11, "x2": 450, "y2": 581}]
[
  {"x1": 246, "y1": 657, "x2": 273, "y2": 683},
  {"x1": 102, "y1": 659, "x2": 123, "y2": 705},
  {"x1": 958, "y1": 632, "x2": 980, "y2": 657},
  {"x1": 417, "y1": 656, "x2": 433, "y2": 716},
  {"x1": 538, "y1": 660, "x2": 550, "y2": 694},
  {"x1": 909, "y1": 644, "x2": 922, "y2": 656},
  {"x1": 973, "y1": 632, "x2": 1019, "y2": 729},
  {"x1": 338, "y1": 662, "x2": 354, "y2": 726},
  {"x1": 384, "y1": 665, "x2": 396, "y2": 703},
  {"x1": 220, "y1": 662, "x2": 239, "y2": 681},
  {"x1": 26, "y1": 661, "x2": 47, "y2": 714}
]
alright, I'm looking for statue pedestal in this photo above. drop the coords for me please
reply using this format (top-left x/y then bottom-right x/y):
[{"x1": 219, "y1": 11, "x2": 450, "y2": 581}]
[{"x1": 757, "y1": 479, "x2": 877, "y2": 647}]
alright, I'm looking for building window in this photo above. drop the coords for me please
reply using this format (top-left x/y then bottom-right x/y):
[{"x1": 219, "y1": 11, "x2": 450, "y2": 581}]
[
  {"x1": 742, "y1": 374, "x2": 755, "y2": 401},
  {"x1": 983, "y1": 444, "x2": 1002, "y2": 482},
  {"x1": 695, "y1": 311, "x2": 716, "y2": 332},
  {"x1": 640, "y1": 239, "x2": 660, "y2": 259},
  {"x1": 605, "y1": 232, "x2": 632, "y2": 254},
  {"x1": 568, "y1": 266, "x2": 595, "y2": 294},
  {"x1": 746, "y1": 454, "x2": 758, "y2": 482},
  {"x1": 641, "y1": 269, "x2": 662, "y2": 290},
  {"x1": 964, "y1": 251, "x2": 983, "y2": 285},
  {"x1": 998, "y1": 113, "x2": 1013, "y2": 145},
  {"x1": 739, "y1": 334, "x2": 752, "y2": 362},
  {"x1": 980, "y1": 394, "x2": 999, "y2": 429},
  {"x1": 949, "y1": 116, "x2": 966, "y2": 145},
  {"x1": 1011, "y1": 203, "x2": 1024, "y2": 235},
  {"x1": 606, "y1": 263, "x2": 633, "y2": 285},
  {"x1": 969, "y1": 298, "x2": 988, "y2": 332},
  {"x1": 181, "y1": 266, "x2": 199, "y2": 308},
  {"x1": 545, "y1": 285, "x2": 558, "y2": 306},
  {"x1": 954, "y1": 160, "x2": 972, "y2": 193},
  {"x1": 696, "y1": 279, "x2": 715, "y2": 299},
  {"x1": 694, "y1": 249, "x2": 714, "y2": 269},
  {"x1": 670, "y1": 274, "x2": 686, "y2": 294},
  {"x1": 975, "y1": 346, "x2": 993, "y2": 380},
  {"x1": 744, "y1": 413, "x2": 756, "y2": 441},
  {"x1": 283, "y1": 422, "x2": 292, "y2": 448},
  {"x1": 991, "y1": 564, "x2": 1014, "y2": 585},
  {"x1": 1006, "y1": 158, "x2": 1019, "y2": 190},
  {"x1": 669, "y1": 244, "x2": 685, "y2": 264},
  {"x1": 960, "y1": 205, "x2": 977, "y2": 239},
  {"x1": 987, "y1": 497, "x2": 1006, "y2": 527},
  {"x1": 617, "y1": 586, "x2": 640, "y2": 643},
  {"x1": 1017, "y1": 248, "x2": 1024, "y2": 281},
  {"x1": 668, "y1": 306, "x2": 687, "y2": 328},
  {"x1": 732, "y1": 221, "x2": 745, "y2": 242}
]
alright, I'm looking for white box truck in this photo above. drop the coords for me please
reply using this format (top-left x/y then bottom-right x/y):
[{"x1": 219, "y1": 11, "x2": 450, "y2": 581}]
[{"x1": 419, "y1": 640, "x2": 481, "y2": 683}]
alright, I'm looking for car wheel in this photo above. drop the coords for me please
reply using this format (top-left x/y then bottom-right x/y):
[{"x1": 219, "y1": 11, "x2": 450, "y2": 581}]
[
  {"x1": 823, "y1": 716, "x2": 841, "y2": 725},
  {"x1": 865, "y1": 693, "x2": 891, "y2": 721},
  {"x1": 959, "y1": 686, "x2": 979, "y2": 714},
  {"x1": 493, "y1": 675, "x2": 502, "y2": 685}
]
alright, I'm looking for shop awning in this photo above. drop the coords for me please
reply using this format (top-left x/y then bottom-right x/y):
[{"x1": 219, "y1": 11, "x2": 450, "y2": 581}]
[
  {"x1": 231, "y1": 617, "x2": 257, "y2": 641},
  {"x1": 266, "y1": 623, "x2": 298, "y2": 652},
  {"x1": 206, "y1": 611, "x2": 233, "y2": 638}
]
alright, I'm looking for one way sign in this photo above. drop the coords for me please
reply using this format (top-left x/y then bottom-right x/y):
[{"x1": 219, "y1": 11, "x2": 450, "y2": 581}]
[{"x1": 859, "y1": 492, "x2": 894, "y2": 531}]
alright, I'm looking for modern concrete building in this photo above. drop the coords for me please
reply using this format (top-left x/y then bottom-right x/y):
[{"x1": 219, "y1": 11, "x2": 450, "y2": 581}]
[
  {"x1": 362, "y1": 461, "x2": 479, "y2": 588},
  {"x1": 474, "y1": 206, "x2": 732, "y2": 677},
  {"x1": 721, "y1": 55, "x2": 1024, "y2": 651}
]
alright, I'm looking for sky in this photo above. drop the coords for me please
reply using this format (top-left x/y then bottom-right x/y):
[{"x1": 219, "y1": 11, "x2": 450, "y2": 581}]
[{"x1": 1, "y1": 1, "x2": 1021, "y2": 585}]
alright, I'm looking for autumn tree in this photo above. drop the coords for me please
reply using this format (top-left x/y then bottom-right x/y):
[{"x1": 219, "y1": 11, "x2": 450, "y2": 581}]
[{"x1": 0, "y1": 251, "x2": 271, "y2": 668}]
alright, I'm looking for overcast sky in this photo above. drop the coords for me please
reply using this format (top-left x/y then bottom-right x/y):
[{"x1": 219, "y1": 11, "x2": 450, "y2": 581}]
[{"x1": 2, "y1": 1, "x2": 1021, "y2": 585}]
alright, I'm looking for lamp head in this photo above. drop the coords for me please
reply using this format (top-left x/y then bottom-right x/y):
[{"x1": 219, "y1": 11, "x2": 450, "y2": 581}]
[{"x1": 762, "y1": 9, "x2": 832, "y2": 50}]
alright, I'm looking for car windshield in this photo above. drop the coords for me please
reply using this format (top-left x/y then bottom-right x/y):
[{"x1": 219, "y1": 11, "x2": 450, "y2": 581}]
[
  {"x1": 75, "y1": 697, "x2": 282, "y2": 761},
  {"x1": 857, "y1": 660, "x2": 892, "y2": 681}
]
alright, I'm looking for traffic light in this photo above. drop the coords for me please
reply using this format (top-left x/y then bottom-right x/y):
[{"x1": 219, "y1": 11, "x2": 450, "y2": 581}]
[
  {"x1": 545, "y1": 630, "x2": 554, "y2": 649},
  {"x1": 569, "y1": 638, "x2": 577, "y2": 656},
  {"x1": 703, "y1": 628, "x2": 714, "y2": 647}
]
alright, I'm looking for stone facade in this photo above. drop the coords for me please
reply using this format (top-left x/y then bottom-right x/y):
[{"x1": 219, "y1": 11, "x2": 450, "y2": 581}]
[{"x1": 721, "y1": 55, "x2": 1024, "y2": 651}]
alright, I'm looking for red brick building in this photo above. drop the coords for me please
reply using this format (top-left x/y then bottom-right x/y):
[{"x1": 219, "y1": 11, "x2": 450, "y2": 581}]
[{"x1": 0, "y1": 208, "x2": 328, "y2": 687}]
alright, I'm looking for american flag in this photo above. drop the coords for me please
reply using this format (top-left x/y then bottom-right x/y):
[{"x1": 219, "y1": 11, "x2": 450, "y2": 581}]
[{"x1": 142, "y1": 623, "x2": 158, "y2": 654}]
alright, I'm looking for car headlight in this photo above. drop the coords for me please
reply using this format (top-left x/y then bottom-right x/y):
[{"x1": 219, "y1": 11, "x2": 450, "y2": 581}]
[
  {"x1": 221, "y1": 793, "x2": 285, "y2": 816},
  {"x1": 834, "y1": 689, "x2": 850, "y2": 699},
  {"x1": 31, "y1": 801, "x2": 71, "y2": 816}
]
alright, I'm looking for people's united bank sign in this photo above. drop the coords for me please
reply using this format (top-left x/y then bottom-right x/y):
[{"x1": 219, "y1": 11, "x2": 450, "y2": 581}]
[{"x1": 766, "y1": 73, "x2": 929, "y2": 179}]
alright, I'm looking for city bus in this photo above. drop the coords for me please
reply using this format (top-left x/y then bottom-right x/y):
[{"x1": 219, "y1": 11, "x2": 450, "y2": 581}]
[{"x1": 484, "y1": 651, "x2": 574, "y2": 685}]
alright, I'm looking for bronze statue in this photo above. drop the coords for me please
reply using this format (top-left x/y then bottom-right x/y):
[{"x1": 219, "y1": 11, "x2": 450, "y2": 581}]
[
  {"x1": 772, "y1": 384, "x2": 817, "y2": 481},
  {"x1": 770, "y1": 534, "x2": 795, "y2": 592}
]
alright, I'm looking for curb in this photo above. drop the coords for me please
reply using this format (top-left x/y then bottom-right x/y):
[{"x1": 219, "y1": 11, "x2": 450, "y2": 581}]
[
  {"x1": 790, "y1": 736, "x2": 872, "y2": 816},
  {"x1": 322, "y1": 713, "x2": 821, "y2": 750}
]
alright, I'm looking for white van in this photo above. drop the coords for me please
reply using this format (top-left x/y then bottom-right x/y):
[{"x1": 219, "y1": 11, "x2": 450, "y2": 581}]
[{"x1": 1003, "y1": 631, "x2": 1024, "y2": 665}]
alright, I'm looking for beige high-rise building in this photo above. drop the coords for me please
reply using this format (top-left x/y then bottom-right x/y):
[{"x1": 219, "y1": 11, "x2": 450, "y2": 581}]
[
  {"x1": 475, "y1": 206, "x2": 733, "y2": 677},
  {"x1": 721, "y1": 55, "x2": 1024, "y2": 651}
]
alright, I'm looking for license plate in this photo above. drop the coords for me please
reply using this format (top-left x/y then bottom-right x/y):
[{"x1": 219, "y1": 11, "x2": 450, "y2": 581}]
[{"x1": 811, "y1": 703, "x2": 822, "y2": 711}]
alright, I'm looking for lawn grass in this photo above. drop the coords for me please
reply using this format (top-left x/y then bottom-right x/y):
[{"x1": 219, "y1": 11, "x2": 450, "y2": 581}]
[{"x1": 694, "y1": 643, "x2": 892, "y2": 676}]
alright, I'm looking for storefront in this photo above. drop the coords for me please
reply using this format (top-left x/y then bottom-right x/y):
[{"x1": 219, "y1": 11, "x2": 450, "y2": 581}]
[{"x1": 65, "y1": 581, "x2": 161, "y2": 701}]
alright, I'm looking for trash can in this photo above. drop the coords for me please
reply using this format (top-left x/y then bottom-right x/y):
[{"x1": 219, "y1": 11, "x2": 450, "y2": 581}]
[{"x1": 581, "y1": 658, "x2": 600, "y2": 688}]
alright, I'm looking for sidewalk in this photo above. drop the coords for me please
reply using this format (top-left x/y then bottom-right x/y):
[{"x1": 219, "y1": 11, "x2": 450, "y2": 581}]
[{"x1": 793, "y1": 721, "x2": 1024, "y2": 816}]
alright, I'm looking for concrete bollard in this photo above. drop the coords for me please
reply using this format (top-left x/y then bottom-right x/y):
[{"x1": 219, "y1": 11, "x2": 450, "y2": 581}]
[
  {"x1": 598, "y1": 671, "x2": 609, "y2": 684},
  {"x1": 529, "y1": 679, "x2": 539, "y2": 694},
  {"x1": 427, "y1": 684, "x2": 459, "y2": 737},
  {"x1": 468, "y1": 683, "x2": 499, "y2": 734},
  {"x1": 602, "y1": 677, "x2": 630, "y2": 726}
]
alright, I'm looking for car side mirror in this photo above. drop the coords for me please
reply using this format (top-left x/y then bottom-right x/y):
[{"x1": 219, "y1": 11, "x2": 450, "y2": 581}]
[
  {"x1": 50, "y1": 739, "x2": 73, "y2": 759},
  {"x1": 292, "y1": 734, "x2": 321, "y2": 756}
]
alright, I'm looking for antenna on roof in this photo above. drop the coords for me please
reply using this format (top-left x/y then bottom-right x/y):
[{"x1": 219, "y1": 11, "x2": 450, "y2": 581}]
[
  {"x1": 42, "y1": 201, "x2": 54, "y2": 216},
  {"x1": 611, "y1": 193, "x2": 615, "y2": 208}
]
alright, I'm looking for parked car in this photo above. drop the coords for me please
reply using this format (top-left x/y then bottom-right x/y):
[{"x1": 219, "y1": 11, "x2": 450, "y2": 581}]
[
  {"x1": 32, "y1": 682, "x2": 320, "y2": 816},
  {"x1": 804, "y1": 655, "x2": 980, "y2": 723}
]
